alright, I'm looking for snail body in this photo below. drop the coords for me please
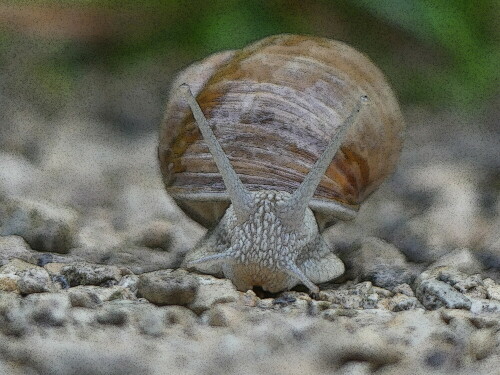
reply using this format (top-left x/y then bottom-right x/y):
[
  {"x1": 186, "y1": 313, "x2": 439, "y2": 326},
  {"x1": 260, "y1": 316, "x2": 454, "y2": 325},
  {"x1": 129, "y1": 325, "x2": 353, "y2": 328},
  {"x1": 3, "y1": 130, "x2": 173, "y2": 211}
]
[{"x1": 158, "y1": 34, "x2": 404, "y2": 292}]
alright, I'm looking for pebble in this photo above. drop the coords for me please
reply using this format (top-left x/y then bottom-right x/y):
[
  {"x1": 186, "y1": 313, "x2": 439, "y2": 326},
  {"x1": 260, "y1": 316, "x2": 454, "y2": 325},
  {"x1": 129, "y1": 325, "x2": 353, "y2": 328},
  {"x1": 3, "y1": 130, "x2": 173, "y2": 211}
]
[
  {"x1": 362, "y1": 293, "x2": 379, "y2": 309},
  {"x1": 118, "y1": 274, "x2": 140, "y2": 293},
  {"x1": 239, "y1": 290, "x2": 259, "y2": 307},
  {"x1": 392, "y1": 283, "x2": 414, "y2": 297},
  {"x1": 319, "y1": 282, "x2": 375, "y2": 309},
  {"x1": 416, "y1": 279, "x2": 471, "y2": 310},
  {"x1": 371, "y1": 286, "x2": 394, "y2": 297},
  {"x1": 470, "y1": 298, "x2": 500, "y2": 314},
  {"x1": 430, "y1": 248, "x2": 484, "y2": 274},
  {"x1": 133, "y1": 219, "x2": 173, "y2": 250},
  {"x1": 389, "y1": 294, "x2": 422, "y2": 312},
  {"x1": 67, "y1": 287, "x2": 102, "y2": 308},
  {"x1": 308, "y1": 300, "x2": 332, "y2": 316},
  {"x1": 342, "y1": 237, "x2": 416, "y2": 289},
  {"x1": 96, "y1": 307, "x2": 128, "y2": 326},
  {"x1": 486, "y1": 284, "x2": 500, "y2": 301},
  {"x1": 322, "y1": 308, "x2": 359, "y2": 321},
  {"x1": 0, "y1": 235, "x2": 37, "y2": 266},
  {"x1": 187, "y1": 274, "x2": 240, "y2": 314},
  {"x1": 61, "y1": 262, "x2": 122, "y2": 287},
  {"x1": 138, "y1": 269, "x2": 198, "y2": 306},
  {"x1": 0, "y1": 197, "x2": 78, "y2": 253},
  {"x1": 257, "y1": 298, "x2": 275, "y2": 309},
  {"x1": 0, "y1": 259, "x2": 52, "y2": 294},
  {"x1": 43, "y1": 262, "x2": 65, "y2": 275},
  {"x1": 204, "y1": 304, "x2": 243, "y2": 327},
  {"x1": 273, "y1": 295, "x2": 297, "y2": 306}
]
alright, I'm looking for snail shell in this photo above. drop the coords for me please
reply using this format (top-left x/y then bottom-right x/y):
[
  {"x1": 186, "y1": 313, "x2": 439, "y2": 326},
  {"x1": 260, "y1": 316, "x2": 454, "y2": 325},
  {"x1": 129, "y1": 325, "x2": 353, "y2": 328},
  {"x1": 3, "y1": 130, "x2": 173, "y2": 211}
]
[
  {"x1": 159, "y1": 34, "x2": 403, "y2": 228},
  {"x1": 158, "y1": 34, "x2": 404, "y2": 292}
]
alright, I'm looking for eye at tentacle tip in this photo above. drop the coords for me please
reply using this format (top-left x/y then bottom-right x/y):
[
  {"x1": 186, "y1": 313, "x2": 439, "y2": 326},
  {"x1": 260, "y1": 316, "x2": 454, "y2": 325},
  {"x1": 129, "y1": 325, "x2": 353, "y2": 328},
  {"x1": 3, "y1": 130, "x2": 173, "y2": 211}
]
[{"x1": 179, "y1": 83, "x2": 191, "y2": 93}]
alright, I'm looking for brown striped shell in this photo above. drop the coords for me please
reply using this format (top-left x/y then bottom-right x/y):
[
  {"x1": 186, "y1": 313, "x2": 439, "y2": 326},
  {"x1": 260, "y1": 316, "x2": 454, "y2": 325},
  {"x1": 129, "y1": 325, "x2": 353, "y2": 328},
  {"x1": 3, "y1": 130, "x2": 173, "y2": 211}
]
[{"x1": 159, "y1": 34, "x2": 404, "y2": 228}]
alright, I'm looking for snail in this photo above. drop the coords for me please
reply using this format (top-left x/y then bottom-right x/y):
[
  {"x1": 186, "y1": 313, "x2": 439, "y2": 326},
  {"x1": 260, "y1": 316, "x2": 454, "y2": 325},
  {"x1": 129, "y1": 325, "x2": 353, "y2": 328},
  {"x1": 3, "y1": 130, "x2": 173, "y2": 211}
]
[{"x1": 158, "y1": 34, "x2": 404, "y2": 293}]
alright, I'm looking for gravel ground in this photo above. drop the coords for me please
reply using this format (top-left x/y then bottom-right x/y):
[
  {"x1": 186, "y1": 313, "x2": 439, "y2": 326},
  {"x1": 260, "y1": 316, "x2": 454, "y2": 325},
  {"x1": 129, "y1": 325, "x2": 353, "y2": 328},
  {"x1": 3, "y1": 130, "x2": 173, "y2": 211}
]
[{"x1": 0, "y1": 103, "x2": 499, "y2": 374}]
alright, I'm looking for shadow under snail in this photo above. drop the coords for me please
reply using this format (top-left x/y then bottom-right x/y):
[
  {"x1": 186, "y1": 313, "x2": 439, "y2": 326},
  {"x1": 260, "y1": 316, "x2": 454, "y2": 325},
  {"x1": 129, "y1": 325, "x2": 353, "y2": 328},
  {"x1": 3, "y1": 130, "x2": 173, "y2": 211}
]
[{"x1": 158, "y1": 34, "x2": 404, "y2": 293}]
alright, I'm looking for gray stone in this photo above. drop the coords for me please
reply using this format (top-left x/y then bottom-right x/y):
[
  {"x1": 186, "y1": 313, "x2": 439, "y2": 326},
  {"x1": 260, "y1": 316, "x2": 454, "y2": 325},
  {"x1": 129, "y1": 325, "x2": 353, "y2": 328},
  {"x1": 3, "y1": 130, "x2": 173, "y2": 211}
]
[
  {"x1": 416, "y1": 279, "x2": 471, "y2": 310},
  {"x1": 0, "y1": 197, "x2": 78, "y2": 253},
  {"x1": 60, "y1": 262, "x2": 121, "y2": 286},
  {"x1": 319, "y1": 289, "x2": 362, "y2": 309},
  {"x1": 470, "y1": 298, "x2": 500, "y2": 314},
  {"x1": 389, "y1": 294, "x2": 422, "y2": 312},
  {"x1": 96, "y1": 306, "x2": 128, "y2": 326},
  {"x1": 188, "y1": 274, "x2": 240, "y2": 314},
  {"x1": 0, "y1": 235, "x2": 37, "y2": 266},
  {"x1": 133, "y1": 219, "x2": 173, "y2": 250},
  {"x1": 371, "y1": 286, "x2": 394, "y2": 297},
  {"x1": 118, "y1": 274, "x2": 140, "y2": 293},
  {"x1": 307, "y1": 300, "x2": 332, "y2": 316},
  {"x1": 362, "y1": 293, "x2": 379, "y2": 309},
  {"x1": 67, "y1": 287, "x2": 102, "y2": 308},
  {"x1": 319, "y1": 282, "x2": 375, "y2": 309},
  {"x1": 0, "y1": 258, "x2": 52, "y2": 294},
  {"x1": 204, "y1": 304, "x2": 243, "y2": 327},
  {"x1": 486, "y1": 284, "x2": 500, "y2": 301},
  {"x1": 392, "y1": 283, "x2": 414, "y2": 297},
  {"x1": 321, "y1": 308, "x2": 359, "y2": 321},
  {"x1": 257, "y1": 298, "x2": 275, "y2": 309},
  {"x1": 66, "y1": 285, "x2": 135, "y2": 308},
  {"x1": 138, "y1": 269, "x2": 198, "y2": 306},
  {"x1": 239, "y1": 289, "x2": 260, "y2": 307},
  {"x1": 341, "y1": 237, "x2": 416, "y2": 289},
  {"x1": 431, "y1": 247, "x2": 484, "y2": 274},
  {"x1": 464, "y1": 285, "x2": 488, "y2": 299},
  {"x1": 437, "y1": 268, "x2": 482, "y2": 291},
  {"x1": 17, "y1": 267, "x2": 52, "y2": 294}
]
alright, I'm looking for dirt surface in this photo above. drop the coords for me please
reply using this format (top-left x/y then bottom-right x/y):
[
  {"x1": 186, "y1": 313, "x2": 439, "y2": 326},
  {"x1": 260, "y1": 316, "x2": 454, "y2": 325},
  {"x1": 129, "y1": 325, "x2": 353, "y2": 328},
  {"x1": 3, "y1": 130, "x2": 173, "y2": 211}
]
[{"x1": 0, "y1": 103, "x2": 499, "y2": 374}]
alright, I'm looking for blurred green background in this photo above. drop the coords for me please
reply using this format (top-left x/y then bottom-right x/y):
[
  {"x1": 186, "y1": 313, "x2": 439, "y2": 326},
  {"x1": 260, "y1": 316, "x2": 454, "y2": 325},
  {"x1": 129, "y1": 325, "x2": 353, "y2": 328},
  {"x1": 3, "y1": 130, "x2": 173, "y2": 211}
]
[{"x1": 0, "y1": 0, "x2": 498, "y2": 132}]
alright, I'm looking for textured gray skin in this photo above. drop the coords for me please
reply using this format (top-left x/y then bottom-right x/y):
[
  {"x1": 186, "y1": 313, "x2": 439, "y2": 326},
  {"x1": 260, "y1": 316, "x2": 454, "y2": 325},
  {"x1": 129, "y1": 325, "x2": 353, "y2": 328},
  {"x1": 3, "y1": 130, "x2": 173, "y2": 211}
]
[
  {"x1": 179, "y1": 84, "x2": 362, "y2": 293},
  {"x1": 183, "y1": 191, "x2": 345, "y2": 293}
]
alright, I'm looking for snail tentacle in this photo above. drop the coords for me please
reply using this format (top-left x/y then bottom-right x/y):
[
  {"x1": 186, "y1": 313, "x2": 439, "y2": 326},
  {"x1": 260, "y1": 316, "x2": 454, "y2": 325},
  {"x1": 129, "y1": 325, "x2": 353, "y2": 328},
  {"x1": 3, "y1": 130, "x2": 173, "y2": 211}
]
[
  {"x1": 279, "y1": 95, "x2": 369, "y2": 228},
  {"x1": 284, "y1": 262, "x2": 319, "y2": 294},
  {"x1": 185, "y1": 249, "x2": 235, "y2": 268},
  {"x1": 180, "y1": 83, "x2": 253, "y2": 223}
]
